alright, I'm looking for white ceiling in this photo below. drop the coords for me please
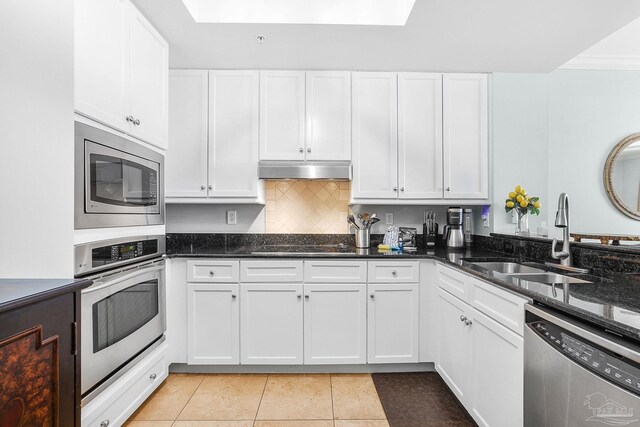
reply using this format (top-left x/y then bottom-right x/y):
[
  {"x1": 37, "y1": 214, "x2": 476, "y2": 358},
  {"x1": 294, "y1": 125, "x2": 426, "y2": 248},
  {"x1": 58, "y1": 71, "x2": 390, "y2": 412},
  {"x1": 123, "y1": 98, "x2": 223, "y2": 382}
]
[
  {"x1": 132, "y1": 0, "x2": 640, "y2": 72},
  {"x1": 181, "y1": 0, "x2": 416, "y2": 26}
]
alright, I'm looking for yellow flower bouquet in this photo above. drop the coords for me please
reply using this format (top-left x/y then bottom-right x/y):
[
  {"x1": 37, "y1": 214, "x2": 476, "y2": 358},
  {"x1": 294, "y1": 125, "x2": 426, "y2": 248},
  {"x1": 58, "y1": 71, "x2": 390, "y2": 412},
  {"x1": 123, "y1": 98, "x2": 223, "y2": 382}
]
[{"x1": 505, "y1": 185, "x2": 541, "y2": 235}]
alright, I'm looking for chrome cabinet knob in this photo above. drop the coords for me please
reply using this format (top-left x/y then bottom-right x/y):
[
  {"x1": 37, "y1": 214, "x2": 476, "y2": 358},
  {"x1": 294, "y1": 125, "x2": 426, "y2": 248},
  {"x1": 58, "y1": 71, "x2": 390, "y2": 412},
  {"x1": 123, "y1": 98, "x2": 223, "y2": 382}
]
[
  {"x1": 307, "y1": 147, "x2": 311, "y2": 153},
  {"x1": 465, "y1": 319, "x2": 473, "y2": 326},
  {"x1": 150, "y1": 373, "x2": 157, "y2": 380},
  {"x1": 297, "y1": 294, "x2": 302, "y2": 299},
  {"x1": 400, "y1": 187, "x2": 405, "y2": 192},
  {"x1": 208, "y1": 185, "x2": 212, "y2": 190},
  {"x1": 446, "y1": 187, "x2": 451, "y2": 192},
  {"x1": 460, "y1": 315, "x2": 467, "y2": 322},
  {"x1": 392, "y1": 270, "x2": 397, "y2": 276},
  {"x1": 201, "y1": 185, "x2": 206, "y2": 190},
  {"x1": 393, "y1": 187, "x2": 398, "y2": 191},
  {"x1": 231, "y1": 294, "x2": 237, "y2": 299},
  {"x1": 370, "y1": 293, "x2": 375, "y2": 299},
  {"x1": 134, "y1": 118, "x2": 141, "y2": 126},
  {"x1": 100, "y1": 421, "x2": 110, "y2": 427},
  {"x1": 126, "y1": 115, "x2": 134, "y2": 123},
  {"x1": 299, "y1": 147, "x2": 304, "y2": 153},
  {"x1": 209, "y1": 270, "x2": 215, "y2": 276},
  {"x1": 304, "y1": 294, "x2": 309, "y2": 299}
]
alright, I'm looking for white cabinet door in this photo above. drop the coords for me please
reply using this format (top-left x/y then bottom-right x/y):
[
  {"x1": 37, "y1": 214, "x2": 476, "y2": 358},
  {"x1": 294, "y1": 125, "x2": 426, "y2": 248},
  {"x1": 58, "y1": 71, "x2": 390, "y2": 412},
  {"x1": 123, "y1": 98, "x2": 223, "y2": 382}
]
[
  {"x1": 303, "y1": 284, "x2": 366, "y2": 365},
  {"x1": 469, "y1": 308, "x2": 523, "y2": 427},
  {"x1": 209, "y1": 71, "x2": 259, "y2": 197},
  {"x1": 305, "y1": 72, "x2": 351, "y2": 161},
  {"x1": 367, "y1": 283, "x2": 419, "y2": 363},
  {"x1": 398, "y1": 73, "x2": 443, "y2": 199},
  {"x1": 187, "y1": 284, "x2": 239, "y2": 365},
  {"x1": 259, "y1": 71, "x2": 306, "y2": 160},
  {"x1": 74, "y1": 0, "x2": 129, "y2": 133},
  {"x1": 352, "y1": 73, "x2": 398, "y2": 199},
  {"x1": 443, "y1": 74, "x2": 488, "y2": 199},
  {"x1": 167, "y1": 70, "x2": 208, "y2": 197},
  {"x1": 128, "y1": 6, "x2": 169, "y2": 149},
  {"x1": 240, "y1": 283, "x2": 304, "y2": 364},
  {"x1": 436, "y1": 288, "x2": 472, "y2": 404}
]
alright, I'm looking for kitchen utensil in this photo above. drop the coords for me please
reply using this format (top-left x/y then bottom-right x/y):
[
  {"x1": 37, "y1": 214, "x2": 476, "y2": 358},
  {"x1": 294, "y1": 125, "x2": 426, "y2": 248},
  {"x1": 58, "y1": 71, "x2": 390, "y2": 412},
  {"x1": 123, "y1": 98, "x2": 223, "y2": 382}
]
[
  {"x1": 355, "y1": 229, "x2": 370, "y2": 248},
  {"x1": 347, "y1": 214, "x2": 359, "y2": 229}
]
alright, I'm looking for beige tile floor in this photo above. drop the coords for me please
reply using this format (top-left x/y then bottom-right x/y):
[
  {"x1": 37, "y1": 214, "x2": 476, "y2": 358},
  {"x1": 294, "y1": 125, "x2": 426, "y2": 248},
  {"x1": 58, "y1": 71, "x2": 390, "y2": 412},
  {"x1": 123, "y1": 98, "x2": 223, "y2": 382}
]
[{"x1": 125, "y1": 373, "x2": 390, "y2": 427}]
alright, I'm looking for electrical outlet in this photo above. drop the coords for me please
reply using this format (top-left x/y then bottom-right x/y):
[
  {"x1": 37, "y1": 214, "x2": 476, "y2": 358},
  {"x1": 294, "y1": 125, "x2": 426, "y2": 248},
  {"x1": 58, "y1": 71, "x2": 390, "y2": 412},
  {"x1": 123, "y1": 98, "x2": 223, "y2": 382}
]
[
  {"x1": 385, "y1": 212, "x2": 393, "y2": 225},
  {"x1": 482, "y1": 206, "x2": 490, "y2": 228},
  {"x1": 511, "y1": 210, "x2": 518, "y2": 224},
  {"x1": 226, "y1": 210, "x2": 237, "y2": 225}
]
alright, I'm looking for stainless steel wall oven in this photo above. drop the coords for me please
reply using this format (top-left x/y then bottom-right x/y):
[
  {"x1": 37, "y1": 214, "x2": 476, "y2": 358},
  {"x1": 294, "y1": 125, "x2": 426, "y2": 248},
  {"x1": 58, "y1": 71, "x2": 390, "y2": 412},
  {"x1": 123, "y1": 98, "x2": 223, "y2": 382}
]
[{"x1": 75, "y1": 122, "x2": 164, "y2": 229}]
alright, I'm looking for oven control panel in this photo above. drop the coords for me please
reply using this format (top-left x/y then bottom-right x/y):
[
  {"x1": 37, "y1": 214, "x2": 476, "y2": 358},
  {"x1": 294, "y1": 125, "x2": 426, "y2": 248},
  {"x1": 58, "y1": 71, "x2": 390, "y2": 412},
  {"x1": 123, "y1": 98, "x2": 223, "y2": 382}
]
[
  {"x1": 91, "y1": 238, "x2": 159, "y2": 269},
  {"x1": 111, "y1": 241, "x2": 144, "y2": 261},
  {"x1": 532, "y1": 321, "x2": 640, "y2": 395}
]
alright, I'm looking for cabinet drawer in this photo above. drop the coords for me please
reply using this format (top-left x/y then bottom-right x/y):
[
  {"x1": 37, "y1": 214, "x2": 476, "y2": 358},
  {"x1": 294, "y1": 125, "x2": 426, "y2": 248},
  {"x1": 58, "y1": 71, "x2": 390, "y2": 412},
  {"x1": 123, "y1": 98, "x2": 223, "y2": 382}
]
[
  {"x1": 304, "y1": 260, "x2": 367, "y2": 283},
  {"x1": 437, "y1": 264, "x2": 470, "y2": 302},
  {"x1": 82, "y1": 342, "x2": 168, "y2": 427},
  {"x1": 240, "y1": 260, "x2": 303, "y2": 282},
  {"x1": 187, "y1": 260, "x2": 240, "y2": 282},
  {"x1": 471, "y1": 278, "x2": 528, "y2": 335},
  {"x1": 368, "y1": 261, "x2": 419, "y2": 283}
]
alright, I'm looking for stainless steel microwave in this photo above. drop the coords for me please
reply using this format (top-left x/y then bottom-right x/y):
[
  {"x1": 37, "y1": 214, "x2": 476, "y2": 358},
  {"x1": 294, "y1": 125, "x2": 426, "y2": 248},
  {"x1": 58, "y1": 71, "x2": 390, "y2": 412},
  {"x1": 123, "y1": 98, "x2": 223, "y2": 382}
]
[{"x1": 75, "y1": 122, "x2": 164, "y2": 229}]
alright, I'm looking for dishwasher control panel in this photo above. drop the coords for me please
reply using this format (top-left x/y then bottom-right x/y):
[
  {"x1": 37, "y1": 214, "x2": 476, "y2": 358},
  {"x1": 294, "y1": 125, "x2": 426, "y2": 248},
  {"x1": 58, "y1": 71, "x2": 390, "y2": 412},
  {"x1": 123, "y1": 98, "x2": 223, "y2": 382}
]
[{"x1": 531, "y1": 321, "x2": 640, "y2": 395}]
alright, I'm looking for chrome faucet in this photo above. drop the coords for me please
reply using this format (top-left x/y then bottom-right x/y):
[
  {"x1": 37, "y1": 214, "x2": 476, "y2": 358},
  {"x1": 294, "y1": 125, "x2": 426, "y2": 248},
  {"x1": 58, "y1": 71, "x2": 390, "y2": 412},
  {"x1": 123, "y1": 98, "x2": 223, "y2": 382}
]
[{"x1": 551, "y1": 193, "x2": 572, "y2": 267}]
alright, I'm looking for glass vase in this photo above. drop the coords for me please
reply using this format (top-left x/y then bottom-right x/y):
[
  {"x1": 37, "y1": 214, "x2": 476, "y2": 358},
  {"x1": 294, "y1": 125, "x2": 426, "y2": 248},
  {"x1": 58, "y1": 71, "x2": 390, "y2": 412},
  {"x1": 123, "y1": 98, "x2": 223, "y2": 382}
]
[{"x1": 515, "y1": 211, "x2": 529, "y2": 236}]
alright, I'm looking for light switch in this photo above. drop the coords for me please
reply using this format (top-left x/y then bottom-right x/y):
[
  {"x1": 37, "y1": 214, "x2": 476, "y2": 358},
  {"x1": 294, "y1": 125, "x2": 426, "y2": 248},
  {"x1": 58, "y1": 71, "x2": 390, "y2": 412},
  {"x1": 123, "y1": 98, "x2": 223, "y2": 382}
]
[
  {"x1": 385, "y1": 213, "x2": 393, "y2": 225},
  {"x1": 227, "y1": 210, "x2": 237, "y2": 225}
]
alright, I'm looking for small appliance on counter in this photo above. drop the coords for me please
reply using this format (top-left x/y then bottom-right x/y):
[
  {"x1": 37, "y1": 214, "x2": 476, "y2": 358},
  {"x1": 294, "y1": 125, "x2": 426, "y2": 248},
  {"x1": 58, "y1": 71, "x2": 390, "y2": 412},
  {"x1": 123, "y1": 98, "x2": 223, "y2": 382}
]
[
  {"x1": 443, "y1": 207, "x2": 465, "y2": 249},
  {"x1": 463, "y1": 208, "x2": 474, "y2": 245},
  {"x1": 399, "y1": 227, "x2": 417, "y2": 251},
  {"x1": 423, "y1": 211, "x2": 438, "y2": 249}
]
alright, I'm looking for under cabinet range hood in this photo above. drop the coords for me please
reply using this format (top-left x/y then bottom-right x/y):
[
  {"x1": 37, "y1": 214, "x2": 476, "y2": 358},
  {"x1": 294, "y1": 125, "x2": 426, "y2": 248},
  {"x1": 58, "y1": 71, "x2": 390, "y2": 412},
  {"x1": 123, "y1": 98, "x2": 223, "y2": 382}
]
[{"x1": 258, "y1": 161, "x2": 352, "y2": 180}]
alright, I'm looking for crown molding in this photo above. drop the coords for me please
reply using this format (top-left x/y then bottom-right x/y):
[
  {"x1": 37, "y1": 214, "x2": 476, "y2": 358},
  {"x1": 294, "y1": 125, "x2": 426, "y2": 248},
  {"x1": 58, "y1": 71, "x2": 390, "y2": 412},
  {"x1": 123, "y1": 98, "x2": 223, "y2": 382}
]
[{"x1": 560, "y1": 54, "x2": 640, "y2": 71}]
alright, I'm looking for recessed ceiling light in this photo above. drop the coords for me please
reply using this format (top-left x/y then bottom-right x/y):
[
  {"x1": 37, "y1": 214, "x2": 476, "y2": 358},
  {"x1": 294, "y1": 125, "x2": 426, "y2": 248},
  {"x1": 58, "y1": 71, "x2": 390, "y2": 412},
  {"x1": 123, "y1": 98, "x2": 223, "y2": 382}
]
[{"x1": 181, "y1": 0, "x2": 416, "y2": 26}]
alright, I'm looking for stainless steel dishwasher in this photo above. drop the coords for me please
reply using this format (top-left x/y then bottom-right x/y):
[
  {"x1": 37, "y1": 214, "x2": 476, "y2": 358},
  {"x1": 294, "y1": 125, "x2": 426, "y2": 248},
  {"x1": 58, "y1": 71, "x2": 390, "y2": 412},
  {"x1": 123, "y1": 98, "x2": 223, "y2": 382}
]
[{"x1": 525, "y1": 304, "x2": 640, "y2": 427}]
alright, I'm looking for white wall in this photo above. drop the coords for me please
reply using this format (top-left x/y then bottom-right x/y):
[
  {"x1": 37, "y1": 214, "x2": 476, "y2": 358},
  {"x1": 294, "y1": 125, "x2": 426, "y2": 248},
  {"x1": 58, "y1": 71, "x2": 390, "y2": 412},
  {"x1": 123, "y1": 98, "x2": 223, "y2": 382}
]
[
  {"x1": 0, "y1": 0, "x2": 75, "y2": 278},
  {"x1": 491, "y1": 73, "x2": 549, "y2": 235}
]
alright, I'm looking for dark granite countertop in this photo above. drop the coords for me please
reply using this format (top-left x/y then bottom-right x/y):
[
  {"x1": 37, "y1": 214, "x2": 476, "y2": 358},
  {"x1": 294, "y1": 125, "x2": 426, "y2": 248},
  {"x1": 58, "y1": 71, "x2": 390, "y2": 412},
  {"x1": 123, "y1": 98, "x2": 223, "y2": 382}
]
[
  {"x1": 0, "y1": 278, "x2": 92, "y2": 314},
  {"x1": 168, "y1": 233, "x2": 640, "y2": 343}
]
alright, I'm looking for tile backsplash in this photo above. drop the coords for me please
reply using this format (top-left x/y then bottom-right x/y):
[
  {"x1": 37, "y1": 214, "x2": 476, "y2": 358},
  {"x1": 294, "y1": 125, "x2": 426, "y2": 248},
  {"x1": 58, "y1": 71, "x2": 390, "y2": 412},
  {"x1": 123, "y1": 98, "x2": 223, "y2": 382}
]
[{"x1": 265, "y1": 180, "x2": 350, "y2": 234}]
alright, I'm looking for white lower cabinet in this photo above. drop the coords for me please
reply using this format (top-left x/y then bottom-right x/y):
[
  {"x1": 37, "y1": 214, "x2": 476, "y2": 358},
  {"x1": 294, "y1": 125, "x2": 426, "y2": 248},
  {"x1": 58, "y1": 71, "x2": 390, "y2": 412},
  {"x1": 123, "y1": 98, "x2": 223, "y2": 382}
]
[
  {"x1": 82, "y1": 341, "x2": 168, "y2": 427},
  {"x1": 240, "y1": 283, "x2": 304, "y2": 364},
  {"x1": 367, "y1": 283, "x2": 419, "y2": 363},
  {"x1": 303, "y1": 283, "x2": 367, "y2": 364},
  {"x1": 187, "y1": 283, "x2": 239, "y2": 364}
]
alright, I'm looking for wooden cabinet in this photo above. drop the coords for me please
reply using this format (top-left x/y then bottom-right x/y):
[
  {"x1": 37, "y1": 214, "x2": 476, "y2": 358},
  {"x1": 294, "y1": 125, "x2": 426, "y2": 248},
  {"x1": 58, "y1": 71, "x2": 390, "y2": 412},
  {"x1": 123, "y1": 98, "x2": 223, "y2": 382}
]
[
  {"x1": 443, "y1": 74, "x2": 488, "y2": 199},
  {"x1": 367, "y1": 283, "x2": 419, "y2": 363},
  {"x1": 259, "y1": 71, "x2": 306, "y2": 160},
  {"x1": 167, "y1": 70, "x2": 208, "y2": 197},
  {"x1": 398, "y1": 73, "x2": 443, "y2": 199},
  {"x1": 305, "y1": 72, "x2": 352, "y2": 161},
  {"x1": 352, "y1": 72, "x2": 398, "y2": 199},
  {"x1": 303, "y1": 284, "x2": 367, "y2": 365},
  {"x1": 75, "y1": 0, "x2": 168, "y2": 149},
  {"x1": 187, "y1": 284, "x2": 240, "y2": 364},
  {"x1": 240, "y1": 283, "x2": 304, "y2": 364},
  {"x1": 167, "y1": 70, "x2": 260, "y2": 201}
]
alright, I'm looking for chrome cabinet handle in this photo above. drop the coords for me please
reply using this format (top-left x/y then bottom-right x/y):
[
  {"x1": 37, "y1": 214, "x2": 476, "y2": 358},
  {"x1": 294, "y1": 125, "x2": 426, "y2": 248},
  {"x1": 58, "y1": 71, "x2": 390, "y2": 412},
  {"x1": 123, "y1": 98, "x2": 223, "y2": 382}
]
[
  {"x1": 299, "y1": 147, "x2": 304, "y2": 153},
  {"x1": 307, "y1": 147, "x2": 311, "y2": 153},
  {"x1": 460, "y1": 315, "x2": 467, "y2": 322},
  {"x1": 149, "y1": 373, "x2": 157, "y2": 380},
  {"x1": 134, "y1": 118, "x2": 141, "y2": 126},
  {"x1": 126, "y1": 115, "x2": 134, "y2": 123},
  {"x1": 465, "y1": 319, "x2": 473, "y2": 326},
  {"x1": 100, "y1": 421, "x2": 110, "y2": 427},
  {"x1": 201, "y1": 185, "x2": 206, "y2": 190}
]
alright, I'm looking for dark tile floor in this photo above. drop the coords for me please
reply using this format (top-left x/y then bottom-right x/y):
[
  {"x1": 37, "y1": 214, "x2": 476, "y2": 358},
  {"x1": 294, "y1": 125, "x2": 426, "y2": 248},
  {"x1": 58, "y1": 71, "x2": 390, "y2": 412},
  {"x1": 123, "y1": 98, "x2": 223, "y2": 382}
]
[{"x1": 372, "y1": 372, "x2": 477, "y2": 427}]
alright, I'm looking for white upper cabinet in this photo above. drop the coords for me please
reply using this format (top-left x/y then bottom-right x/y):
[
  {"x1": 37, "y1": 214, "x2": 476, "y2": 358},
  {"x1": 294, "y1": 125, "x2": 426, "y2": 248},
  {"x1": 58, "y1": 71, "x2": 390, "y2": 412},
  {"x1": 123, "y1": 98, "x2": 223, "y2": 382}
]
[
  {"x1": 352, "y1": 72, "x2": 398, "y2": 199},
  {"x1": 259, "y1": 71, "x2": 306, "y2": 160},
  {"x1": 305, "y1": 72, "x2": 351, "y2": 161},
  {"x1": 167, "y1": 70, "x2": 208, "y2": 198},
  {"x1": 443, "y1": 74, "x2": 488, "y2": 199},
  {"x1": 75, "y1": 0, "x2": 169, "y2": 149},
  {"x1": 209, "y1": 71, "x2": 260, "y2": 197},
  {"x1": 127, "y1": 7, "x2": 169, "y2": 149},
  {"x1": 75, "y1": 0, "x2": 129, "y2": 133},
  {"x1": 398, "y1": 73, "x2": 443, "y2": 199}
]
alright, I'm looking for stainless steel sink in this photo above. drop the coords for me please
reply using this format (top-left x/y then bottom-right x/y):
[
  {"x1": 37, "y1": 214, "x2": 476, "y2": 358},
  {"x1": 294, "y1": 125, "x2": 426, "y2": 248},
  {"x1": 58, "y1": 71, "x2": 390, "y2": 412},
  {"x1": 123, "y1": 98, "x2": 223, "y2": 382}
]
[
  {"x1": 507, "y1": 273, "x2": 591, "y2": 284},
  {"x1": 470, "y1": 262, "x2": 545, "y2": 274}
]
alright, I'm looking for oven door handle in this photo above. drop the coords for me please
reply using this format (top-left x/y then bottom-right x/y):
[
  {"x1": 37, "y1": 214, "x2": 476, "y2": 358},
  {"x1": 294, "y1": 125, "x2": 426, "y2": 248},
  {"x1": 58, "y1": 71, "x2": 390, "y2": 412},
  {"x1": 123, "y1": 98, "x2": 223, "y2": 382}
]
[{"x1": 83, "y1": 264, "x2": 164, "y2": 294}]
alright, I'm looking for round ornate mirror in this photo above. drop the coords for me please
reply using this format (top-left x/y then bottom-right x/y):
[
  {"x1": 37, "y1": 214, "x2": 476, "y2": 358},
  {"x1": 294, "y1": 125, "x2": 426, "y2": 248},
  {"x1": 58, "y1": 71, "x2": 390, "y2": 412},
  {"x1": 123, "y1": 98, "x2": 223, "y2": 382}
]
[{"x1": 604, "y1": 133, "x2": 640, "y2": 221}]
